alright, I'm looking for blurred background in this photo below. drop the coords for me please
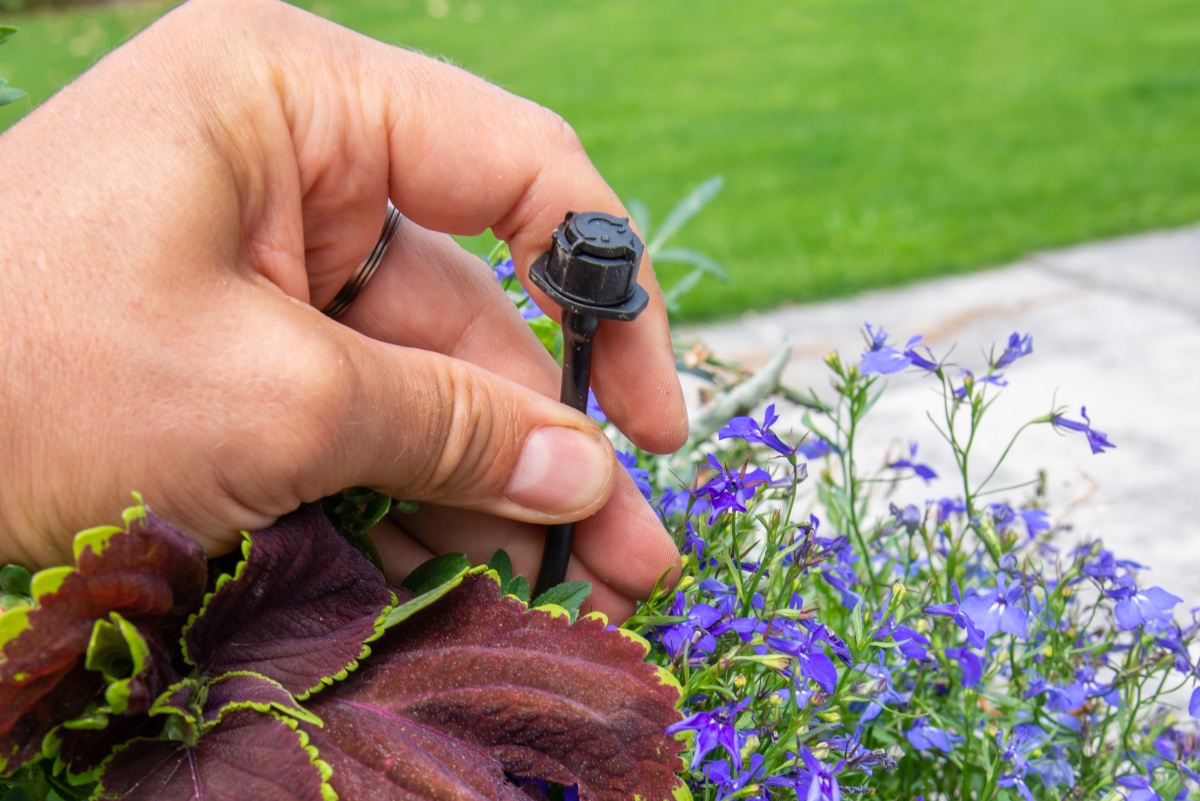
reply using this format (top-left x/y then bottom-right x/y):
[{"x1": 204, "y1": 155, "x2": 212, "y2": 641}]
[{"x1": 1, "y1": 0, "x2": 1198, "y2": 320}]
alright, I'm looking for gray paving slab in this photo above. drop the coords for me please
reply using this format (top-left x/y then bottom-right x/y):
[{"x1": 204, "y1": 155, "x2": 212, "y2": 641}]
[{"x1": 677, "y1": 225, "x2": 1200, "y2": 604}]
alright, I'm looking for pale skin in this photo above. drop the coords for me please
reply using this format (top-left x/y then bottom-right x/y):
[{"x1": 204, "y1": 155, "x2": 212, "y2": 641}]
[{"x1": 0, "y1": 0, "x2": 687, "y2": 620}]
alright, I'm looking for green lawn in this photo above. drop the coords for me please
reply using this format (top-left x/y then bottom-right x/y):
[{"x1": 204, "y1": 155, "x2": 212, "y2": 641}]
[{"x1": 3, "y1": 0, "x2": 1199, "y2": 319}]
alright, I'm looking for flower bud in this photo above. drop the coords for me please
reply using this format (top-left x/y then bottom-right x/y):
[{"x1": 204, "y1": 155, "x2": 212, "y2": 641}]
[
  {"x1": 758, "y1": 654, "x2": 791, "y2": 672},
  {"x1": 740, "y1": 734, "x2": 760, "y2": 762}
]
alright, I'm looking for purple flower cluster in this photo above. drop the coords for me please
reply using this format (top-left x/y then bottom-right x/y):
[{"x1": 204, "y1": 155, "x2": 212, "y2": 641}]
[{"x1": 633, "y1": 324, "x2": 1189, "y2": 801}]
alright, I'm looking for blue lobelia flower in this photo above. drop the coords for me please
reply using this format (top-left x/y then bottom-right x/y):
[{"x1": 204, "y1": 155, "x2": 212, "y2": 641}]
[
  {"x1": 585, "y1": 389, "x2": 606, "y2": 423},
  {"x1": 693, "y1": 454, "x2": 772, "y2": 524},
  {"x1": 659, "y1": 592, "x2": 722, "y2": 659},
  {"x1": 874, "y1": 614, "x2": 931, "y2": 662},
  {"x1": 719, "y1": 402, "x2": 794, "y2": 457},
  {"x1": 765, "y1": 620, "x2": 840, "y2": 694},
  {"x1": 861, "y1": 324, "x2": 916, "y2": 375},
  {"x1": 959, "y1": 575, "x2": 1030, "y2": 640},
  {"x1": 1117, "y1": 772, "x2": 1163, "y2": 801},
  {"x1": 1106, "y1": 575, "x2": 1182, "y2": 632},
  {"x1": 615, "y1": 449, "x2": 651, "y2": 500},
  {"x1": 993, "y1": 332, "x2": 1033, "y2": 369},
  {"x1": 905, "y1": 718, "x2": 964, "y2": 753},
  {"x1": 1153, "y1": 726, "x2": 1200, "y2": 786},
  {"x1": 797, "y1": 435, "x2": 836, "y2": 460},
  {"x1": 860, "y1": 323, "x2": 942, "y2": 375},
  {"x1": 888, "y1": 441, "x2": 937, "y2": 484},
  {"x1": 681, "y1": 521, "x2": 707, "y2": 558},
  {"x1": 952, "y1": 368, "x2": 1009, "y2": 398},
  {"x1": 1051, "y1": 406, "x2": 1116, "y2": 454},
  {"x1": 854, "y1": 654, "x2": 911, "y2": 723},
  {"x1": 995, "y1": 725, "x2": 1040, "y2": 801},
  {"x1": 1077, "y1": 546, "x2": 1144, "y2": 583},
  {"x1": 945, "y1": 645, "x2": 983, "y2": 687},
  {"x1": 989, "y1": 503, "x2": 1051, "y2": 539},
  {"x1": 766, "y1": 747, "x2": 845, "y2": 801},
  {"x1": 491, "y1": 256, "x2": 516, "y2": 281},
  {"x1": 666, "y1": 698, "x2": 753, "y2": 772},
  {"x1": 935, "y1": 497, "x2": 968, "y2": 523},
  {"x1": 701, "y1": 752, "x2": 767, "y2": 801},
  {"x1": 924, "y1": 580, "x2": 987, "y2": 648}
]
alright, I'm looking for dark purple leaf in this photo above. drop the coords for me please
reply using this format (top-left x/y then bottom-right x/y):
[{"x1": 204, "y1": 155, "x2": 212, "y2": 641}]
[
  {"x1": 97, "y1": 709, "x2": 328, "y2": 801},
  {"x1": 183, "y1": 504, "x2": 397, "y2": 697},
  {"x1": 200, "y1": 672, "x2": 319, "y2": 726},
  {"x1": 303, "y1": 573, "x2": 685, "y2": 801},
  {"x1": 0, "y1": 506, "x2": 206, "y2": 774},
  {"x1": 305, "y1": 699, "x2": 530, "y2": 801}
]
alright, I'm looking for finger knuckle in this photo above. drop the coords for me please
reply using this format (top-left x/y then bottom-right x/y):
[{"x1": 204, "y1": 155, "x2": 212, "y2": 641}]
[
  {"x1": 271, "y1": 332, "x2": 360, "y2": 478},
  {"x1": 414, "y1": 364, "x2": 513, "y2": 499}
]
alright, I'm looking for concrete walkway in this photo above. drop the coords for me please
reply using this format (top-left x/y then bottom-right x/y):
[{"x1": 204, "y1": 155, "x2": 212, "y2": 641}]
[{"x1": 678, "y1": 225, "x2": 1200, "y2": 604}]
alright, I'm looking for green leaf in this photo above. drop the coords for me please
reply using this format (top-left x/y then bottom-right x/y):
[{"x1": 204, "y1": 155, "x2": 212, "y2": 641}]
[
  {"x1": 320, "y1": 487, "x2": 389, "y2": 570},
  {"x1": 626, "y1": 197, "x2": 651, "y2": 234},
  {"x1": 507, "y1": 574, "x2": 531, "y2": 604},
  {"x1": 385, "y1": 556, "x2": 476, "y2": 630},
  {"x1": 654, "y1": 246, "x2": 729, "y2": 282},
  {"x1": 646, "y1": 175, "x2": 723, "y2": 253},
  {"x1": 0, "y1": 27, "x2": 16, "y2": 46},
  {"x1": 657, "y1": 246, "x2": 729, "y2": 312},
  {"x1": 0, "y1": 566, "x2": 30, "y2": 598},
  {"x1": 486, "y1": 550, "x2": 535, "y2": 603},
  {"x1": 486, "y1": 549, "x2": 513, "y2": 587},
  {"x1": 400, "y1": 553, "x2": 471, "y2": 596},
  {"x1": 84, "y1": 614, "x2": 149, "y2": 714},
  {"x1": 0, "y1": 86, "x2": 22, "y2": 110},
  {"x1": 531, "y1": 581, "x2": 592, "y2": 622},
  {"x1": 526, "y1": 314, "x2": 563, "y2": 363}
]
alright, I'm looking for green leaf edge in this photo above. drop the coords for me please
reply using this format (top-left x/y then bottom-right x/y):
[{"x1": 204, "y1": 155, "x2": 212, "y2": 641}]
[
  {"x1": 179, "y1": 532, "x2": 398, "y2": 701},
  {"x1": 382, "y1": 562, "x2": 483, "y2": 630},
  {"x1": 83, "y1": 613, "x2": 150, "y2": 715},
  {"x1": 147, "y1": 677, "x2": 199, "y2": 721},
  {"x1": 72, "y1": 498, "x2": 147, "y2": 565}
]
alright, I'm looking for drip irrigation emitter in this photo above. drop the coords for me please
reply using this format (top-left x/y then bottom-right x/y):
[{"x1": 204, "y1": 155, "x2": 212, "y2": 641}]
[{"x1": 529, "y1": 211, "x2": 649, "y2": 597}]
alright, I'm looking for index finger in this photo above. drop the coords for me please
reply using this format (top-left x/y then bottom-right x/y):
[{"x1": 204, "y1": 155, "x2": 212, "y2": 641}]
[{"x1": 270, "y1": 10, "x2": 689, "y2": 453}]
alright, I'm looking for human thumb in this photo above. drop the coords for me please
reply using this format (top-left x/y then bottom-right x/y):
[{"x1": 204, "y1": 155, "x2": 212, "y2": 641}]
[{"x1": 294, "y1": 321, "x2": 618, "y2": 524}]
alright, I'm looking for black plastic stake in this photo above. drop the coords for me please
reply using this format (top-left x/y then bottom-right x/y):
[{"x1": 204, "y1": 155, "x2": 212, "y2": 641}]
[{"x1": 529, "y1": 211, "x2": 649, "y2": 597}]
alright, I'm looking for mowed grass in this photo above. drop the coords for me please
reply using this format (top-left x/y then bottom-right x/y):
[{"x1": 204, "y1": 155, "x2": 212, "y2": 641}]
[{"x1": 3, "y1": 0, "x2": 1199, "y2": 319}]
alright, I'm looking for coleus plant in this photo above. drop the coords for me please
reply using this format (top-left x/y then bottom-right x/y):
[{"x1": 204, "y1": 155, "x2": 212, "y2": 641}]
[{"x1": 0, "y1": 495, "x2": 687, "y2": 801}]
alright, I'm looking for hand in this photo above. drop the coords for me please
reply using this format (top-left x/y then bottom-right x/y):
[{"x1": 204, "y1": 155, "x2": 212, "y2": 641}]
[{"x1": 0, "y1": 0, "x2": 687, "y2": 620}]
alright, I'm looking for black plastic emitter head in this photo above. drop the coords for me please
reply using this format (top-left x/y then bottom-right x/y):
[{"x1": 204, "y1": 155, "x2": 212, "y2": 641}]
[
  {"x1": 531, "y1": 211, "x2": 649, "y2": 598},
  {"x1": 529, "y1": 211, "x2": 649, "y2": 321}
]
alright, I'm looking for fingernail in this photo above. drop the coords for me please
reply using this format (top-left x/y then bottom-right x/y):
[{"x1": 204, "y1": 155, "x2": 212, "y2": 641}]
[{"x1": 506, "y1": 426, "x2": 612, "y2": 514}]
